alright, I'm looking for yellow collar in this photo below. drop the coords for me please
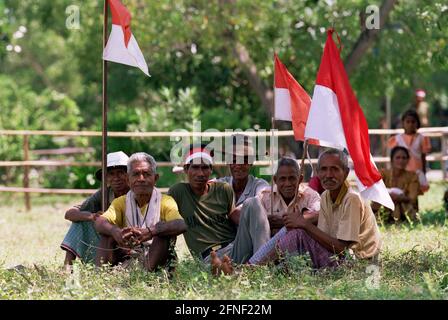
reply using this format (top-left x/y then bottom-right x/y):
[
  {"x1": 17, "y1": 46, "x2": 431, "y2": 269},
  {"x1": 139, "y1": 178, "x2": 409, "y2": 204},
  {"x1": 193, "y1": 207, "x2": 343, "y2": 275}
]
[{"x1": 332, "y1": 180, "x2": 349, "y2": 207}]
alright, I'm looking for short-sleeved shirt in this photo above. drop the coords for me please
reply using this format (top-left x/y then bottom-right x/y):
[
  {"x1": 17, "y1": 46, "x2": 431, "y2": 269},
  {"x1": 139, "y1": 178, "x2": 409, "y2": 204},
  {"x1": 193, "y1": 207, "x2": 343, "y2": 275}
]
[
  {"x1": 317, "y1": 183, "x2": 382, "y2": 259},
  {"x1": 168, "y1": 182, "x2": 236, "y2": 257},
  {"x1": 216, "y1": 175, "x2": 270, "y2": 207},
  {"x1": 258, "y1": 184, "x2": 321, "y2": 217},
  {"x1": 101, "y1": 194, "x2": 183, "y2": 228},
  {"x1": 76, "y1": 187, "x2": 114, "y2": 213},
  {"x1": 387, "y1": 133, "x2": 431, "y2": 172}
]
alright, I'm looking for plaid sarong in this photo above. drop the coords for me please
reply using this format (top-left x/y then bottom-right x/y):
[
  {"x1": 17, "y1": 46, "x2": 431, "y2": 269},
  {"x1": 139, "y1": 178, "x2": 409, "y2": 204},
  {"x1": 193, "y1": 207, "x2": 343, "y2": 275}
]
[
  {"x1": 60, "y1": 221, "x2": 100, "y2": 263},
  {"x1": 248, "y1": 227, "x2": 340, "y2": 269}
]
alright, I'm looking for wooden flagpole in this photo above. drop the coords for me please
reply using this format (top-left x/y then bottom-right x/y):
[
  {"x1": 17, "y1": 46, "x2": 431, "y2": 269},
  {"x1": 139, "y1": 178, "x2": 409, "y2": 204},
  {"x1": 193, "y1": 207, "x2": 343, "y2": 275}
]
[
  {"x1": 101, "y1": 0, "x2": 109, "y2": 212},
  {"x1": 270, "y1": 116, "x2": 275, "y2": 217},
  {"x1": 295, "y1": 140, "x2": 308, "y2": 202},
  {"x1": 270, "y1": 53, "x2": 276, "y2": 217}
]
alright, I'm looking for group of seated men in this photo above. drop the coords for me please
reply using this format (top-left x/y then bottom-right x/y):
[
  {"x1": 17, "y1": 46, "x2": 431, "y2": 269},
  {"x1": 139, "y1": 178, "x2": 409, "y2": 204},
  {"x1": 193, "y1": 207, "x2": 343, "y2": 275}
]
[{"x1": 61, "y1": 136, "x2": 382, "y2": 274}]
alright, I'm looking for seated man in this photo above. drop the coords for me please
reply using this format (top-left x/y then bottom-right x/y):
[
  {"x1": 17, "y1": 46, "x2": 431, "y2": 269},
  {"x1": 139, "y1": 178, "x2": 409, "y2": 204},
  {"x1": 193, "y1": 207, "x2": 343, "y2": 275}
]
[
  {"x1": 94, "y1": 152, "x2": 187, "y2": 271},
  {"x1": 214, "y1": 148, "x2": 382, "y2": 273},
  {"x1": 253, "y1": 157, "x2": 321, "y2": 238},
  {"x1": 215, "y1": 134, "x2": 269, "y2": 208},
  {"x1": 60, "y1": 151, "x2": 130, "y2": 269}
]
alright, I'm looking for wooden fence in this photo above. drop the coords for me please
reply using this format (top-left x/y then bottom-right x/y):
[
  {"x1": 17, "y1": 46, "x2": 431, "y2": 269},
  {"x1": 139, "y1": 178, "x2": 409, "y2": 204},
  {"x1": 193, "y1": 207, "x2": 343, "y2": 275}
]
[{"x1": 1, "y1": 128, "x2": 447, "y2": 210}]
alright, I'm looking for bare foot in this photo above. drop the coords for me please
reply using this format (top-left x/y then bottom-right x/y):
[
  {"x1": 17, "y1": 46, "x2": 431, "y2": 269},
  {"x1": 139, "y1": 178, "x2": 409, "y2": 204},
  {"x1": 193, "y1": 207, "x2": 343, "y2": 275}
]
[
  {"x1": 221, "y1": 255, "x2": 234, "y2": 275},
  {"x1": 210, "y1": 250, "x2": 222, "y2": 276}
]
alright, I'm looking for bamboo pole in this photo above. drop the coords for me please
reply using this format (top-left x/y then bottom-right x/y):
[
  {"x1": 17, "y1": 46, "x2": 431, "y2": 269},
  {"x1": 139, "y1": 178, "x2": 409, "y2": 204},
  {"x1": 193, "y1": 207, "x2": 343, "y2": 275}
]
[
  {"x1": 270, "y1": 117, "x2": 275, "y2": 217},
  {"x1": 101, "y1": 0, "x2": 109, "y2": 212},
  {"x1": 294, "y1": 140, "x2": 308, "y2": 203}
]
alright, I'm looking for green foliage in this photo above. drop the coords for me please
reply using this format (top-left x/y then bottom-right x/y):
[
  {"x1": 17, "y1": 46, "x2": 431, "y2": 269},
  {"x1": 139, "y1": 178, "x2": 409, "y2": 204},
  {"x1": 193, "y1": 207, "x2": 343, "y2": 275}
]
[{"x1": 0, "y1": 0, "x2": 447, "y2": 188}]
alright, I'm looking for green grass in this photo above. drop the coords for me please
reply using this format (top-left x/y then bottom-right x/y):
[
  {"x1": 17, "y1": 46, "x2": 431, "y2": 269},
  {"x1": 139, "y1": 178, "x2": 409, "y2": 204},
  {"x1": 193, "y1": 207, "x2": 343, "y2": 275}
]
[{"x1": 0, "y1": 183, "x2": 447, "y2": 299}]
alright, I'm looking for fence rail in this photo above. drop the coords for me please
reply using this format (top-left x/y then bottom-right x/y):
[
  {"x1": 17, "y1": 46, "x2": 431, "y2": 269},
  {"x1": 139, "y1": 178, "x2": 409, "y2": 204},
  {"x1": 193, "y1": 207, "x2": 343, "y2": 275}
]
[{"x1": 1, "y1": 128, "x2": 447, "y2": 210}]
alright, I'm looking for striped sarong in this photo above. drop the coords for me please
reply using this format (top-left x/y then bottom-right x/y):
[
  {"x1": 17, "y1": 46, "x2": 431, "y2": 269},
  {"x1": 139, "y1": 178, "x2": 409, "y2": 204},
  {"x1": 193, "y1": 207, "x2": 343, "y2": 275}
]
[
  {"x1": 60, "y1": 221, "x2": 100, "y2": 263},
  {"x1": 248, "y1": 227, "x2": 340, "y2": 269}
]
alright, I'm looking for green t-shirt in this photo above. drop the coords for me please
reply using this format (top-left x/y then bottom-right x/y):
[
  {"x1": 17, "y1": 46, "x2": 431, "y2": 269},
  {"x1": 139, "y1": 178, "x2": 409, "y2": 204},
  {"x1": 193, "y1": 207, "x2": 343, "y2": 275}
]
[{"x1": 168, "y1": 182, "x2": 236, "y2": 257}]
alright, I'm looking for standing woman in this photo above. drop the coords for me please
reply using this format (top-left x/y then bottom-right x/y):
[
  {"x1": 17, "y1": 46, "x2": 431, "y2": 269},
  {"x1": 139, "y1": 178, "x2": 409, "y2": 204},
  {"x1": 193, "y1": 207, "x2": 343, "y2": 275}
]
[{"x1": 387, "y1": 109, "x2": 431, "y2": 194}]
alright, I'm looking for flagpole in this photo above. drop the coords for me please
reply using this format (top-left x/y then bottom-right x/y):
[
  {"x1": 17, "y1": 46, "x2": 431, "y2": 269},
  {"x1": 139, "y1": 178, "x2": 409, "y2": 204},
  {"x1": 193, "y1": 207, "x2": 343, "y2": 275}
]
[
  {"x1": 270, "y1": 54, "x2": 276, "y2": 218},
  {"x1": 270, "y1": 116, "x2": 275, "y2": 217},
  {"x1": 101, "y1": 0, "x2": 109, "y2": 212},
  {"x1": 294, "y1": 140, "x2": 308, "y2": 204},
  {"x1": 299, "y1": 140, "x2": 308, "y2": 179}
]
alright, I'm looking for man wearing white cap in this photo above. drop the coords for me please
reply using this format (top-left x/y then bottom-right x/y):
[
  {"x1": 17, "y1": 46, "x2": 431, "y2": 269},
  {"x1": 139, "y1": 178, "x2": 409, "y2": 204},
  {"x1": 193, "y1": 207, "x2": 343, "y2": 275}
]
[
  {"x1": 94, "y1": 152, "x2": 187, "y2": 272},
  {"x1": 168, "y1": 144, "x2": 272, "y2": 264},
  {"x1": 60, "y1": 151, "x2": 130, "y2": 270}
]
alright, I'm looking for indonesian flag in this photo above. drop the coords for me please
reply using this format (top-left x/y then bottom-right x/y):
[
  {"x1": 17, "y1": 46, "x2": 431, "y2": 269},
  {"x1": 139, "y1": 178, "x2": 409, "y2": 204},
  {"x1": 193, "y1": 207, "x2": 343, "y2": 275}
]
[
  {"x1": 103, "y1": 0, "x2": 150, "y2": 76},
  {"x1": 305, "y1": 29, "x2": 394, "y2": 210},
  {"x1": 274, "y1": 54, "x2": 317, "y2": 143}
]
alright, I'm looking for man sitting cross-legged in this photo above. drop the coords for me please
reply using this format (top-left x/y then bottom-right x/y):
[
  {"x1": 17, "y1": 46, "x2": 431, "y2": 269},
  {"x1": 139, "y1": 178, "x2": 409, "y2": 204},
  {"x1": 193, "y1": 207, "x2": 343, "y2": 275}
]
[
  {"x1": 212, "y1": 148, "x2": 382, "y2": 274},
  {"x1": 224, "y1": 156, "x2": 321, "y2": 265},
  {"x1": 94, "y1": 152, "x2": 187, "y2": 271},
  {"x1": 60, "y1": 151, "x2": 130, "y2": 270}
]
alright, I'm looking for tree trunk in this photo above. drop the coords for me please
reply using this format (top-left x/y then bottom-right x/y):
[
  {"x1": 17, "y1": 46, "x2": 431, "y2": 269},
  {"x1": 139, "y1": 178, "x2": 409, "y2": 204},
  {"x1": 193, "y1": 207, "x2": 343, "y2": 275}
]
[{"x1": 344, "y1": 0, "x2": 398, "y2": 75}]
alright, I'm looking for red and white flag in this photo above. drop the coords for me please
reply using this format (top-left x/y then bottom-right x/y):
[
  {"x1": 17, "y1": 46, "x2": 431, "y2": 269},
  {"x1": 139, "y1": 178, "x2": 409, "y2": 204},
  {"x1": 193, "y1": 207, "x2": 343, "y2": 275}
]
[
  {"x1": 274, "y1": 54, "x2": 317, "y2": 143},
  {"x1": 103, "y1": 0, "x2": 150, "y2": 76},
  {"x1": 305, "y1": 29, "x2": 394, "y2": 210}
]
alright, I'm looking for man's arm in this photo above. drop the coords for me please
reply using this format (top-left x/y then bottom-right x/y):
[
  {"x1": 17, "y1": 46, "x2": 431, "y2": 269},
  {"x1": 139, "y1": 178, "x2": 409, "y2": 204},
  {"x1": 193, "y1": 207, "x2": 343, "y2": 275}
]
[
  {"x1": 300, "y1": 219, "x2": 353, "y2": 254},
  {"x1": 284, "y1": 210, "x2": 353, "y2": 254},
  {"x1": 65, "y1": 190, "x2": 102, "y2": 222},
  {"x1": 94, "y1": 216, "x2": 126, "y2": 247},
  {"x1": 297, "y1": 215, "x2": 353, "y2": 254},
  {"x1": 302, "y1": 210, "x2": 319, "y2": 225},
  {"x1": 229, "y1": 206, "x2": 242, "y2": 225},
  {"x1": 135, "y1": 219, "x2": 187, "y2": 243},
  {"x1": 152, "y1": 219, "x2": 187, "y2": 237},
  {"x1": 65, "y1": 207, "x2": 100, "y2": 222}
]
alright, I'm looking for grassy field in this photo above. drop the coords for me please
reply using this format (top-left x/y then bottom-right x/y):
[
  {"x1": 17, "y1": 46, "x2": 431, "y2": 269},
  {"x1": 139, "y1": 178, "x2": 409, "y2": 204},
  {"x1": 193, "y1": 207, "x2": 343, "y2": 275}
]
[{"x1": 0, "y1": 183, "x2": 447, "y2": 299}]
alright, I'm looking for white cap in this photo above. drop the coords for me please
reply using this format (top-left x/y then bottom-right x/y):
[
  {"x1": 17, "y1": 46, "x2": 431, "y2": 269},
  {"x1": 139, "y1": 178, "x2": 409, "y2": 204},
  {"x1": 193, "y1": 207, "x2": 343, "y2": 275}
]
[
  {"x1": 95, "y1": 151, "x2": 129, "y2": 181},
  {"x1": 415, "y1": 89, "x2": 426, "y2": 98},
  {"x1": 172, "y1": 165, "x2": 185, "y2": 174}
]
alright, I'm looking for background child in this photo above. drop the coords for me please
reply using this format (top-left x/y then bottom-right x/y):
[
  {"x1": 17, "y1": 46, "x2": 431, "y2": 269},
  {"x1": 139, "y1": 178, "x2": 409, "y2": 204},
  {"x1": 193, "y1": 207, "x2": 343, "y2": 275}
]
[{"x1": 387, "y1": 109, "x2": 431, "y2": 193}]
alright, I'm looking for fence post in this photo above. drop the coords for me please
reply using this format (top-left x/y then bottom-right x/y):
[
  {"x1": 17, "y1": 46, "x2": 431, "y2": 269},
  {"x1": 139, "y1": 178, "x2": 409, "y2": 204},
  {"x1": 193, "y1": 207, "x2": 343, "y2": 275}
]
[
  {"x1": 442, "y1": 133, "x2": 447, "y2": 180},
  {"x1": 23, "y1": 134, "x2": 31, "y2": 211}
]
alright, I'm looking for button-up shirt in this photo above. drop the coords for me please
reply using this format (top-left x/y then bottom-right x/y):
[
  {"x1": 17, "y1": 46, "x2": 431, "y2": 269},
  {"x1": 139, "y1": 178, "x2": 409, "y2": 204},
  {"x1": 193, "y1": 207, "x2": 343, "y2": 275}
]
[{"x1": 258, "y1": 184, "x2": 321, "y2": 216}]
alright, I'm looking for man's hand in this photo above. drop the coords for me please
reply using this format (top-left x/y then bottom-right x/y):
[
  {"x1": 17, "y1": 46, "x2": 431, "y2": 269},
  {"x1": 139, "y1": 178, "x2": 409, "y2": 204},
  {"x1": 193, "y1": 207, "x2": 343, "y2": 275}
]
[
  {"x1": 121, "y1": 227, "x2": 142, "y2": 247},
  {"x1": 268, "y1": 214, "x2": 284, "y2": 229},
  {"x1": 111, "y1": 228, "x2": 127, "y2": 247},
  {"x1": 229, "y1": 206, "x2": 242, "y2": 225},
  {"x1": 135, "y1": 227, "x2": 152, "y2": 244},
  {"x1": 283, "y1": 204, "x2": 309, "y2": 231}
]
